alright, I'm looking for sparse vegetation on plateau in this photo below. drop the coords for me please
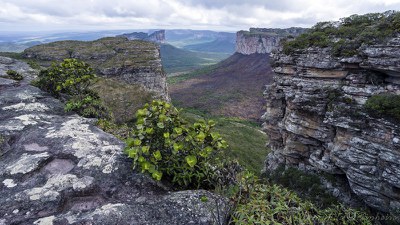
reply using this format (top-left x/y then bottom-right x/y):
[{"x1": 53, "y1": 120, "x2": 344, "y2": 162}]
[{"x1": 282, "y1": 11, "x2": 400, "y2": 56}]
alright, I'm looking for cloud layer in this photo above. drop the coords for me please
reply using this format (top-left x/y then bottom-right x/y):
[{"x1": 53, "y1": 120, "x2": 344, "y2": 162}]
[{"x1": 1, "y1": 0, "x2": 400, "y2": 31}]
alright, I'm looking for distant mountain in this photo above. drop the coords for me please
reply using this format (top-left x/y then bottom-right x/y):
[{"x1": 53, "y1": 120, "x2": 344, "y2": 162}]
[
  {"x1": 160, "y1": 44, "x2": 230, "y2": 74},
  {"x1": 169, "y1": 53, "x2": 274, "y2": 121},
  {"x1": 117, "y1": 30, "x2": 165, "y2": 43}
]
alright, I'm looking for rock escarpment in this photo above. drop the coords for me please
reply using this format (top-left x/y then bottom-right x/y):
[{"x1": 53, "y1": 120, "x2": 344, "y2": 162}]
[
  {"x1": 0, "y1": 57, "x2": 226, "y2": 224},
  {"x1": 118, "y1": 30, "x2": 166, "y2": 43},
  {"x1": 236, "y1": 28, "x2": 306, "y2": 55},
  {"x1": 262, "y1": 37, "x2": 400, "y2": 212},
  {"x1": 23, "y1": 37, "x2": 169, "y2": 100}
]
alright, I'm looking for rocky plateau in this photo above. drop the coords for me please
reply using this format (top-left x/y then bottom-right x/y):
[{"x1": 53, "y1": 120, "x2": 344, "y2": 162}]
[
  {"x1": 236, "y1": 28, "x2": 307, "y2": 55},
  {"x1": 22, "y1": 37, "x2": 169, "y2": 100}
]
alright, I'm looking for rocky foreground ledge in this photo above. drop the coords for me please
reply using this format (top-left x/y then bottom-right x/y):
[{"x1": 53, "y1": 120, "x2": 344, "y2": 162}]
[{"x1": 0, "y1": 57, "x2": 226, "y2": 225}]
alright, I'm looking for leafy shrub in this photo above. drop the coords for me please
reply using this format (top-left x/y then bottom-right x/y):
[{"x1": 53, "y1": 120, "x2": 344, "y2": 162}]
[
  {"x1": 124, "y1": 100, "x2": 229, "y2": 189},
  {"x1": 232, "y1": 183, "x2": 373, "y2": 224},
  {"x1": 365, "y1": 93, "x2": 400, "y2": 121},
  {"x1": 282, "y1": 11, "x2": 400, "y2": 56},
  {"x1": 34, "y1": 58, "x2": 96, "y2": 98},
  {"x1": 64, "y1": 90, "x2": 112, "y2": 120},
  {"x1": 34, "y1": 58, "x2": 110, "y2": 119},
  {"x1": 5, "y1": 70, "x2": 23, "y2": 81}
]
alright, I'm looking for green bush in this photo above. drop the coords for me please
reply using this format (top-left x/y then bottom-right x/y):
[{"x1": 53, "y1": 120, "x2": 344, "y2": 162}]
[
  {"x1": 5, "y1": 70, "x2": 23, "y2": 81},
  {"x1": 124, "y1": 100, "x2": 228, "y2": 189},
  {"x1": 365, "y1": 93, "x2": 400, "y2": 121},
  {"x1": 35, "y1": 58, "x2": 96, "y2": 98},
  {"x1": 232, "y1": 183, "x2": 373, "y2": 225},
  {"x1": 34, "y1": 58, "x2": 110, "y2": 119},
  {"x1": 64, "y1": 90, "x2": 112, "y2": 120}
]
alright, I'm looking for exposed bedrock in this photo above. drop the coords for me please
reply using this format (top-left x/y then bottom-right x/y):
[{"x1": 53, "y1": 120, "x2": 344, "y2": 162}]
[{"x1": 262, "y1": 37, "x2": 400, "y2": 212}]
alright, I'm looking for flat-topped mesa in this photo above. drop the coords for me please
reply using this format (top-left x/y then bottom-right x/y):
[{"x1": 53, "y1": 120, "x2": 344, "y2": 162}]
[
  {"x1": 236, "y1": 27, "x2": 307, "y2": 55},
  {"x1": 22, "y1": 37, "x2": 169, "y2": 101},
  {"x1": 118, "y1": 30, "x2": 166, "y2": 43},
  {"x1": 263, "y1": 13, "x2": 400, "y2": 212}
]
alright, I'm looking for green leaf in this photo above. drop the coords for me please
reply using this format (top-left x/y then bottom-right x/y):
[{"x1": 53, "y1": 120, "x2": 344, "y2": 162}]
[
  {"x1": 157, "y1": 122, "x2": 165, "y2": 129},
  {"x1": 163, "y1": 132, "x2": 170, "y2": 139},
  {"x1": 141, "y1": 161, "x2": 151, "y2": 171},
  {"x1": 126, "y1": 138, "x2": 135, "y2": 148},
  {"x1": 173, "y1": 127, "x2": 183, "y2": 135},
  {"x1": 138, "y1": 156, "x2": 145, "y2": 163},
  {"x1": 152, "y1": 171, "x2": 163, "y2": 181},
  {"x1": 196, "y1": 131, "x2": 206, "y2": 141},
  {"x1": 142, "y1": 146, "x2": 150, "y2": 154},
  {"x1": 134, "y1": 139, "x2": 142, "y2": 146},
  {"x1": 145, "y1": 127, "x2": 154, "y2": 134},
  {"x1": 127, "y1": 148, "x2": 138, "y2": 158},
  {"x1": 185, "y1": 155, "x2": 197, "y2": 167},
  {"x1": 153, "y1": 150, "x2": 162, "y2": 161}
]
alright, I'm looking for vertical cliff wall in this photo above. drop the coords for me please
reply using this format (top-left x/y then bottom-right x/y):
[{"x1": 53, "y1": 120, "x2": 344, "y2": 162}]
[
  {"x1": 263, "y1": 38, "x2": 400, "y2": 212},
  {"x1": 235, "y1": 28, "x2": 307, "y2": 55}
]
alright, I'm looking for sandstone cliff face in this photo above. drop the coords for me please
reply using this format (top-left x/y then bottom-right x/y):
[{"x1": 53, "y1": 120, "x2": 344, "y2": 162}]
[
  {"x1": 236, "y1": 28, "x2": 306, "y2": 55},
  {"x1": 23, "y1": 37, "x2": 169, "y2": 100},
  {"x1": 0, "y1": 57, "x2": 226, "y2": 224},
  {"x1": 263, "y1": 38, "x2": 400, "y2": 212}
]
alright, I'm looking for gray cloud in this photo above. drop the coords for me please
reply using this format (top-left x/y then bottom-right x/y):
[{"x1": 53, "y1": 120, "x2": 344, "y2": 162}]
[{"x1": 0, "y1": 0, "x2": 399, "y2": 31}]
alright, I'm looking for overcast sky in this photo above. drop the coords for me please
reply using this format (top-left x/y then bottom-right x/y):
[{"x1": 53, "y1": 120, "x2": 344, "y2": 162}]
[{"x1": 1, "y1": 0, "x2": 400, "y2": 32}]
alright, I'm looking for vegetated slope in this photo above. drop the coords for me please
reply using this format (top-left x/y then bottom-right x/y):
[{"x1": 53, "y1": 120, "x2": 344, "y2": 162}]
[
  {"x1": 160, "y1": 44, "x2": 230, "y2": 74},
  {"x1": 169, "y1": 53, "x2": 274, "y2": 121},
  {"x1": 183, "y1": 39, "x2": 235, "y2": 53}
]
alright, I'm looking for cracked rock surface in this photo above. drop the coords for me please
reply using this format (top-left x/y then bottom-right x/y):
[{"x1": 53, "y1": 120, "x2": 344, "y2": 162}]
[{"x1": 0, "y1": 57, "x2": 226, "y2": 225}]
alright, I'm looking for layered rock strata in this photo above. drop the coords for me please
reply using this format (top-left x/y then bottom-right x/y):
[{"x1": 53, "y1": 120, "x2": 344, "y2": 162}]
[
  {"x1": 236, "y1": 28, "x2": 307, "y2": 55},
  {"x1": 0, "y1": 57, "x2": 225, "y2": 224},
  {"x1": 23, "y1": 37, "x2": 169, "y2": 100},
  {"x1": 263, "y1": 38, "x2": 400, "y2": 212}
]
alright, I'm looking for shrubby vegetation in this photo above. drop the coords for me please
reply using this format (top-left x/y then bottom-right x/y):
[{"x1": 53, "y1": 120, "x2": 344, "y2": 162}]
[
  {"x1": 282, "y1": 11, "x2": 400, "y2": 56},
  {"x1": 232, "y1": 183, "x2": 373, "y2": 224},
  {"x1": 124, "y1": 100, "x2": 229, "y2": 189},
  {"x1": 5, "y1": 70, "x2": 23, "y2": 81},
  {"x1": 365, "y1": 93, "x2": 400, "y2": 121},
  {"x1": 34, "y1": 58, "x2": 110, "y2": 119}
]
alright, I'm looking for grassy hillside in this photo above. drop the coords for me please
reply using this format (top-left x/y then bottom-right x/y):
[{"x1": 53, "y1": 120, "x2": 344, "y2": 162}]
[
  {"x1": 167, "y1": 108, "x2": 269, "y2": 174},
  {"x1": 169, "y1": 53, "x2": 274, "y2": 121},
  {"x1": 160, "y1": 44, "x2": 230, "y2": 74}
]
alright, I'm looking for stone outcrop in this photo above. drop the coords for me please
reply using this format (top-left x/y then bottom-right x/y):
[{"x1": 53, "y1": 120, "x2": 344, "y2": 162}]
[
  {"x1": 236, "y1": 28, "x2": 307, "y2": 55},
  {"x1": 0, "y1": 57, "x2": 227, "y2": 224},
  {"x1": 262, "y1": 37, "x2": 400, "y2": 212},
  {"x1": 22, "y1": 37, "x2": 169, "y2": 100},
  {"x1": 118, "y1": 30, "x2": 166, "y2": 44}
]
